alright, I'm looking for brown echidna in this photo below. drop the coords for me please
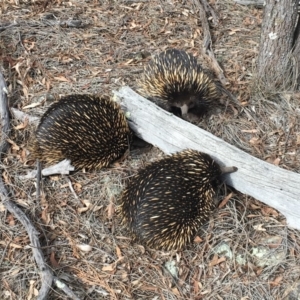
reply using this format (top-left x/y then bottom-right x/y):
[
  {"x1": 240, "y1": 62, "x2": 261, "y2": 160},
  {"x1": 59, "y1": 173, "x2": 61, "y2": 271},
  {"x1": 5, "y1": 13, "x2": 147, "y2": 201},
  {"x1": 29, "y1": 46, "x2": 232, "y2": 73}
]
[
  {"x1": 30, "y1": 94, "x2": 131, "y2": 169},
  {"x1": 138, "y1": 49, "x2": 220, "y2": 117},
  {"x1": 119, "y1": 149, "x2": 237, "y2": 251}
]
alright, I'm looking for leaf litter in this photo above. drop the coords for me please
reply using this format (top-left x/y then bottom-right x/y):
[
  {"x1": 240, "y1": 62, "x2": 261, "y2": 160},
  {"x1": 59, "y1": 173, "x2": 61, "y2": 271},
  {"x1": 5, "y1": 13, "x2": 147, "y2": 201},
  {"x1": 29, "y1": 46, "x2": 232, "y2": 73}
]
[{"x1": 0, "y1": 0, "x2": 300, "y2": 299}]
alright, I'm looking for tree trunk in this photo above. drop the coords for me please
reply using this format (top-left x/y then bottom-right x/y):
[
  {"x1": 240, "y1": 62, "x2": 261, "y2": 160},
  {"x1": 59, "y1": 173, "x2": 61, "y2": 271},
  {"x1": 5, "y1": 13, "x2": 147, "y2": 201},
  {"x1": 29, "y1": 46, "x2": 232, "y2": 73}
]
[
  {"x1": 293, "y1": 15, "x2": 300, "y2": 89},
  {"x1": 256, "y1": 0, "x2": 299, "y2": 90}
]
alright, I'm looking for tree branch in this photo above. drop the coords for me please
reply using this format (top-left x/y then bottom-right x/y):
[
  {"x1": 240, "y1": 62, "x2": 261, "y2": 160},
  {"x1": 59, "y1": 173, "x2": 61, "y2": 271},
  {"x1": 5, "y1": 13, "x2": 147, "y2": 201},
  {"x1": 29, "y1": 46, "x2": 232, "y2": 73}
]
[
  {"x1": 0, "y1": 71, "x2": 53, "y2": 299},
  {"x1": 0, "y1": 17, "x2": 83, "y2": 32}
]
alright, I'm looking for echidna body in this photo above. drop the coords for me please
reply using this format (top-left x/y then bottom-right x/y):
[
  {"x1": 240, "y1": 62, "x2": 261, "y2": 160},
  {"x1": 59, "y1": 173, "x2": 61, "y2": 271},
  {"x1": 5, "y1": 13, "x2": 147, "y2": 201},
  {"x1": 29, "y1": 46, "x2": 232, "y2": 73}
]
[
  {"x1": 138, "y1": 49, "x2": 219, "y2": 117},
  {"x1": 119, "y1": 149, "x2": 236, "y2": 251},
  {"x1": 30, "y1": 94, "x2": 131, "y2": 169}
]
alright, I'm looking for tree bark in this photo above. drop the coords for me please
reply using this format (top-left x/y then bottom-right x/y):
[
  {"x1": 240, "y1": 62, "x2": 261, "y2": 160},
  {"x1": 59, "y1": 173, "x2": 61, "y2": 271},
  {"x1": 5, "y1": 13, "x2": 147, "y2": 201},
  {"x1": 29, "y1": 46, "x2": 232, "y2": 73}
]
[
  {"x1": 256, "y1": 0, "x2": 299, "y2": 89},
  {"x1": 293, "y1": 15, "x2": 300, "y2": 89}
]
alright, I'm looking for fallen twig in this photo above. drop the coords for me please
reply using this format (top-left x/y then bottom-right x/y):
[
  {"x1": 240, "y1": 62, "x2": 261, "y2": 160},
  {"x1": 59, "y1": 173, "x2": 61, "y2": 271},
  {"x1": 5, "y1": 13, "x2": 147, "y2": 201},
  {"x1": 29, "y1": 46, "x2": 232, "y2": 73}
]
[
  {"x1": 36, "y1": 160, "x2": 42, "y2": 202},
  {"x1": 0, "y1": 71, "x2": 53, "y2": 300},
  {"x1": 19, "y1": 159, "x2": 75, "y2": 180},
  {"x1": 10, "y1": 108, "x2": 39, "y2": 124},
  {"x1": 193, "y1": 0, "x2": 228, "y2": 86},
  {"x1": 199, "y1": 0, "x2": 219, "y2": 25},
  {"x1": 67, "y1": 177, "x2": 79, "y2": 201},
  {"x1": 0, "y1": 17, "x2": 84, "y2": 32}
]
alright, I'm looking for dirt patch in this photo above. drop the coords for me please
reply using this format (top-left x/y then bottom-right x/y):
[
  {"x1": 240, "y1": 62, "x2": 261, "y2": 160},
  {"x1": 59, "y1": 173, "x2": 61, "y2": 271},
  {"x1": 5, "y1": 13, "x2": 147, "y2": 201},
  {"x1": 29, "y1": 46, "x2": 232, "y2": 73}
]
[{"x1": 0, "y1": 0, "x2": 300, "y2": 299}]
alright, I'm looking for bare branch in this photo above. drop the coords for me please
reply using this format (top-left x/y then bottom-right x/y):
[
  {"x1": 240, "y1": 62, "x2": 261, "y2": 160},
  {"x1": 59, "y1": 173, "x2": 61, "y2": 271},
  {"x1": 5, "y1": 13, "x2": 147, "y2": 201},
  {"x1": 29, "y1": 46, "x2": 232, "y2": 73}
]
[
  {"x1": 19, "y1": 159, "x2": 75, "y2": 179},
  {"x1": 0, "y1": 17, "x2": 84, "y2": 32},
  {"x1": 0, "y1": 73, "x2": 10, "y2": 158},
  {"x1": 193, "y1": 0, "x2": 229, "y2": 86},
  {"x1": 199, "y1": 0, "x2": 219, "y2": 25},
  {"x1": 10, "y1": 108, "x2": 39, "y2": 124}
]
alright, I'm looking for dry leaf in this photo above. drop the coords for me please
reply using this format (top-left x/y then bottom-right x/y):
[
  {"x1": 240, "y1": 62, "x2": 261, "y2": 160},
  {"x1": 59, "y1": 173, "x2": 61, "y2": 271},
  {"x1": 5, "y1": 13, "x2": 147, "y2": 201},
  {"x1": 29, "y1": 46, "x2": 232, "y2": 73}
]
[
  {"x1": 218, "y1": 192, "x2": 233, "y2": 208},
  {"x1": 116, "y1": 245, "x2": 122, "y2": 259},
  {"x1": 16, "y1": 199, "x2": 30, "y2": 208},
  {"x1": 107, "y1": 202, "x2": 115, "y2": 219},
  {"x1": 76, "y1": 244, "x2": 92, "y2": 252},
  {"x1": 228, "y1": 28, "x2": 242, "y2": 35},
  {"x1": 11, "y1": 268, "x2": 21, "y2": 276},
  {"x1": 78, "y1": 199, "x2": 92, "y2": 213},
  {"x1": 41, "y1": 206, "x2": 51, "y2": 225},
  {"x1": 209, "y1": 255, "x2": 226, "y2": 267},
  {"x1": 27, "y1": 280, "x2": 36, "y2": 300},
  {"x1": 171, "y1": 287, "x2": 180, "y2": 296},
  {"x1": 50, "y1": 251, "x2": 60, "y2": 268},
  {"x1": 6, "y1": 214, "x2": 15, "y2": 226},
  {"x1": 9, "y1": 243, "x2": 23, "y2": 249},
  {"x1": 0, "y1": 203, "x2": 6, "y2": 212},
  {"x1": 73, "y1": 182, "x2": 82, "y2": 193},
  {"x1": 249, "y1": 137, "x2": 260, "y2": 145},
  {"x1": 7, "y1": 139, "x2": 20, "y2": 150},
  {"x1": 132, "y1": 279, "x2": 140, "y2": 285},
  {"x1": 261, "y1": 206, "x2": 279, "y2": 217},
  {"x1": 14, "y1": 118, "x2": 29, "y2": 130},
  {"x1": 253, "y1": 224, "x2": 266, "y2": 231},
  {"x1": 194, "y1": 236, "x2": 203, "y2": 244},
  {"x1": 23, "y1": 102, "x2": 41, "y2": 109},
  {"x1": 241, "y1": 129, "x2": 258, "y2": 133},
  {"x1": 92, "y1": 205, "x2": 103, "y2": 212},
  {"x1": 54, "y1": 76, "x2": 71, "y2": 82},
  {"x1": 2, "y1": 171, "x2": 10, "y2": 185},
  {"x1": 102, "y1": 263, "x2": 115, "y2": 272},
  {"x1": 20, "y1": 148, "x2": 27, "y2": 162},
  {"x1": 249, "y1": 203, "x2": 261, "y2": 210},
  {"x1": 22, "y1": 85, "x2": 29, "y2": 100},
  {"x1": 77, "y1": 206, "x2": 90, "y2": 213},
  {"x1": 270, "y1": 275, "x2": 283, "y2": 287}
]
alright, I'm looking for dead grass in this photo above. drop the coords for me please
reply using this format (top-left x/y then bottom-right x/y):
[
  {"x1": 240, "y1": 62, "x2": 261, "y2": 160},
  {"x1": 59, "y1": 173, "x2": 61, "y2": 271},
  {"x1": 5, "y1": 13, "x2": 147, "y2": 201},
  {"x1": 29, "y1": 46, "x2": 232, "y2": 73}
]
[{"x1": 0, "y1": 0, "x2": 300, "y2": 299}]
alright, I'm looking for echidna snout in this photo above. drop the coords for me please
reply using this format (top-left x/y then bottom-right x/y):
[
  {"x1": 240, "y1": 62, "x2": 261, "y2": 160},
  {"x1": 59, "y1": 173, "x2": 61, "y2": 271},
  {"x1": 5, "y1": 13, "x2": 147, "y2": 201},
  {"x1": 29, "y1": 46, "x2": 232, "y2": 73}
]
[{"x1": 138, "y1": 49, "x2": 220, "y2": 118}]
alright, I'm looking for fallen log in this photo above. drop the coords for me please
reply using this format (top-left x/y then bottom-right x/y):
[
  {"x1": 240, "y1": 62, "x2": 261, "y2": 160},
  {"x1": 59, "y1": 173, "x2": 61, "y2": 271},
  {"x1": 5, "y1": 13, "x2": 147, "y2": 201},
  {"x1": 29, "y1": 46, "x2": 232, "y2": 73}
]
[{"x1": 113, "y1": 86, "x2": 300, "y2": 230}]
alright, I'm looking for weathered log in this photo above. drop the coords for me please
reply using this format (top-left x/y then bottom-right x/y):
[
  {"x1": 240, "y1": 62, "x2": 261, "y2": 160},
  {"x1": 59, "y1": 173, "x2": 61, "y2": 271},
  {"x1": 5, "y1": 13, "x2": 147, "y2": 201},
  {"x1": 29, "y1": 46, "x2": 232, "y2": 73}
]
[{"x1": 113, "y1": 86, "x2": 300, "y2": 230}]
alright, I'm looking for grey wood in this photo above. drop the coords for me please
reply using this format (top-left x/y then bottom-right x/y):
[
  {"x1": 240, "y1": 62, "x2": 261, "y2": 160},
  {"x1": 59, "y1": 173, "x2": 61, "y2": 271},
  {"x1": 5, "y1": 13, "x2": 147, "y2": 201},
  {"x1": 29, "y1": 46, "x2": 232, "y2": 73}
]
[{"x1": 113, "y1": 86, "x2": 300, "y2": 230}]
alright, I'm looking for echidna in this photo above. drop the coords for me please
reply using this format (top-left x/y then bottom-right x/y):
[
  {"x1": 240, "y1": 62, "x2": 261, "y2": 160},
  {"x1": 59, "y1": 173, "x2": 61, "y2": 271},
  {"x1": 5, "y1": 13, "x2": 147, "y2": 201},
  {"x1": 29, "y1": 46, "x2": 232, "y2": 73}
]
[
  {"x1": 138, "y1": 49, "x2": 220, "y2": 118},
  {"x1": 30, "y1": 94, "x2": 131, "y2": 169},
  {"x1": 119, "y1": 149, "x2": 237, "y2": 251}
]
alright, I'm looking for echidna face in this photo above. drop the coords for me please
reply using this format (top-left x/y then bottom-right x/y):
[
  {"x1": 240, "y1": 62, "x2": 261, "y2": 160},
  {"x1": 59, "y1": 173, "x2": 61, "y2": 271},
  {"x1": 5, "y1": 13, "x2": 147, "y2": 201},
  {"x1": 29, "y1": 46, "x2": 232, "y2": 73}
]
[
  {"x1": 138, "y1": 49, "x2": 219, "y2": 116},
  {"x1": 119, "y1": 149, "x2": 223, "y2": 251}
]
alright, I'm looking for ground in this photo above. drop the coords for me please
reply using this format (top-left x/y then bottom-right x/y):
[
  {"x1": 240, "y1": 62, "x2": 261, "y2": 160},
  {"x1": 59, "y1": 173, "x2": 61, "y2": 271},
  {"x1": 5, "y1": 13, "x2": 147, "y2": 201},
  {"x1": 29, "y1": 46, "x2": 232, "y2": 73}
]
[{"x1": 0, "y1": 0, "x2": 300, "y2": 299}]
